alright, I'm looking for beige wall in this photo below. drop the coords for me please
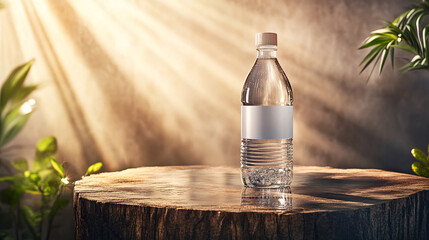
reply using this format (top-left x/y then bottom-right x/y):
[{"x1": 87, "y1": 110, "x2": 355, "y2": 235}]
[{"x1": 1, "y1": 0, "x2": 428, "y2": 177}]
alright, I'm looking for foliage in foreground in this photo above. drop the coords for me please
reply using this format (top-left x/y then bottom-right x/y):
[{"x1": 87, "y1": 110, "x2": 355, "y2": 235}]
[
  {"x1": 0, "y1": 60, "x2": 102, "y2": 240},
  {"x1": 0, "y1": 60, "x2": 38, "y2": 152},
  {"x1": 411, "y1": 145, "x2": 429, "y2": 178},
  {"x1": 0, "y1": 137, "x2": 102, "y2": 240},
  {"x1": 360, "y1": 1, "x2": 429, "y2": 178},
  {"x1": 359, "y1": 0, "x2": 429, "y2": 78}
]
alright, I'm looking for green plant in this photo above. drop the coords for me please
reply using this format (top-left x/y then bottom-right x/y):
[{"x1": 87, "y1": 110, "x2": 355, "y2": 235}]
[
  {"x1": 360, "y1": 1, "x2": 429, "y2": 178},
  {"x1": 0, "y1": 137, "x2": 102, "y2": 240},
  {"x1": 0, "y1": 60, "x2": 38, "y2": 173},
  {"x1": 359, "y1": 0, "x2": 429, "y2": 78},
  {"x1": 0, "y1": 60, "x2": 103, "y2": 239},
  {"x1": 0, "y1": 60, "x2": 39, "y2": 147},
  {"x1": 411, "y1": 145, "x2": 429, "y2": 177}
]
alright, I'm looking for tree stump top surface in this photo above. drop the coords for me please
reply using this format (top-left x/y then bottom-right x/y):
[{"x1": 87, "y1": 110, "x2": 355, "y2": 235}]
[{"x1": 74, "y1": 165, "x2": 429, "y2": 214}]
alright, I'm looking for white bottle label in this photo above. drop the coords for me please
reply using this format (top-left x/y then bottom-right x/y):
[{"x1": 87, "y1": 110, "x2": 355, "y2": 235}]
[{"x1": 241, "y1": 106, "x2": 293, "y2": 139}]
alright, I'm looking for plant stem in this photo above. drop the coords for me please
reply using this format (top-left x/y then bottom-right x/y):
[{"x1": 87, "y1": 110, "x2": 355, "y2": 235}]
[
  {"x1": 39, "y1": 188, "x2": 45, "y2": 240},
  {"x1": 20, "y1": 208, "x2": 39, "y2": 240},
  {"x1": 16, "y1": 202, "x2": 20, "y2": 240},
  {"x1": 46, "y1": 185, "x2": 64, "y2": 240},
  {"x1": 46, "y1": 213, "x2": 54, "y2": 240}
]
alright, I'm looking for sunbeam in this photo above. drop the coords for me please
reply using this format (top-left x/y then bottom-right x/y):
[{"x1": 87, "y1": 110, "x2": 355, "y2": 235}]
[{"x1": 1, "y1": 0, "x2": 428, "y2": 175}]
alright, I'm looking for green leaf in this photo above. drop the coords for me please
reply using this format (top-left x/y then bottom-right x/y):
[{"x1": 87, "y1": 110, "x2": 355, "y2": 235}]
[
  {"x1": 11, "y1": 158, "x2": 28, "y2": 171},
  {"x1": 20, "y1": 206, "x2": 36, "y2": 228},
  {"x1": 36, "y1": 136, "x2": 57, "y2": 153},
  {"x1": 365, "y1": 49, "x2": 384, "y2": 81},
  {"x1": 411, "y1": 54, "x2": 422, "y2": 63},
  {"x1": 379, "y1": 48, "x2": 389, "y2": 74},
  {"x1": 39, "y1": 168, "x2": 59, "y2": 182},
  {"x1": 404, "y1": 25, "x2": 421, "y2": 54},
  {"x1": 400, "y1": 61, "x2": 415, "y2": 73},
  {"x1": 371, "y1": 28, "x2": 395, "y2": 35},
  {"x1": 360, "y1": 46, "x2": 383, "y2": 73},
  {"x1": 385, "y1": 21, "x2": 405, "y2": 35},
  {"x1": 0, "y1": 176, "x2": 15, "y2": 184},
  {"x1": 0, "y1": 106, "x2": 30, "y2": 147},
  {"x1": 0, "y1": 59, "x2": 35, "y2": 112},
  {"x1": 3, "y1": 104, "x2": 25, "y2": 125},
  {"x1": 32, "y1": 136, "x2": 57, "y2": 172},
  {"x1": 10, "y1": 84, "x2": 38, "y2": 106},
  {"x1": 424, "y1": 25, "x2": 429, "y2": 63},
  {"x1": 50, "y1": 158, "x2": 64, "y2": 177},
  {"x1": 0, "y1": 60, "x2": 38, "y2": 147},
  {"x1": 19, "y1": 205, "x2": 40, "y2": 239},
  {"x1": 85, "y1": 162, "x2": 103, "y2": 176},
  {"x1": 27, "y1": 172, "x2": 41, "y2": 186},
  {"x1": 405, "y1": 9, "x2": 417, "y2": 23},
  {"x1": 411, "y1": 148, "x2": 428, "y2": 164},
  {"x1": 0, "y1": 117, "x2": 30, "y2": 147},
  {"x1": 358, "y1": 5, "x2": 429, "y2": 78},
  {"x1": 393, "y1": 9, "x2": 411, "y2": 25},
  {"x1": 412, "y1": 161, "x2": 429, "y2": 178},
  {"x1": 360, "y1": 45, "x2": 384, "y2": 66},
  {"x1": 359, "y1": 36, "x2": 392, "y2": 49},
  {"x1": 390, "y1": 44, "x2": 419, "y2": 54},
  {"x1": 42, "y1": 170, "x2": 61, "y2": 196},
  {"x1": 399, "y1": 54, "x2": 424, "y2": 72}
]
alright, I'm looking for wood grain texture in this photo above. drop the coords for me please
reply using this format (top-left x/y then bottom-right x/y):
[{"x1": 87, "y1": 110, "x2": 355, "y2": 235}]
[{"x1": 74, "y1": 166, "x2": 429, "y2": 239}]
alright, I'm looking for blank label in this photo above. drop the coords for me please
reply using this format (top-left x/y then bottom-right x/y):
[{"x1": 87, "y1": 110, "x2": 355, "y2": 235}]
[{"x1": 241, "y1": 106, "x2": 293, "y2": 139}]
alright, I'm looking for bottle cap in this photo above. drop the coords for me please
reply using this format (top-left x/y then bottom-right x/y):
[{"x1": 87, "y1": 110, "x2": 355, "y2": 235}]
[{"x1": 255, "y1": 32, "x2": 277, "y2": 48}]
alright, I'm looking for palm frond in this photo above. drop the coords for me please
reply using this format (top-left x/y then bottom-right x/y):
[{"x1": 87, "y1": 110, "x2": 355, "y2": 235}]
[{"x1": 359, "y1": 0, "x2": 429, "y2": 78}]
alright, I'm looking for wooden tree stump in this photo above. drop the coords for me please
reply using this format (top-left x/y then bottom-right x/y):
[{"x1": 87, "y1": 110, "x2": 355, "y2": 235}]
[{"x1": 74, "y1": 166, "x2": 429, "y2": 240}]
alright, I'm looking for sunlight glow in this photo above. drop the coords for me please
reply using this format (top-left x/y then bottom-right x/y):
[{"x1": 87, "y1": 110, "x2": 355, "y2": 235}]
[
  {"x1": 61, "y1": 177, "x2": 69, "y2": 185},
  {"x1": 1, "y1": 0, "x2": 374, "y2": 171},
  {"x1": 19, "y1": 98, "x2": 36, "y2": 115}
]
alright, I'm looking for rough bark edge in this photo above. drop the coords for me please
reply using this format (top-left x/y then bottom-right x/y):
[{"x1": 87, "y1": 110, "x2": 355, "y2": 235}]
[{"x1": 74, "y1": 190, "x2": 429, "y2": 240}]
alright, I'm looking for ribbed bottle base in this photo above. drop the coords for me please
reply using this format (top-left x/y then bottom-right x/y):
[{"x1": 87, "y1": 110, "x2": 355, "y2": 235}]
[{"x1": 241, "y1": 138, "x2": 293, "y2": 188}]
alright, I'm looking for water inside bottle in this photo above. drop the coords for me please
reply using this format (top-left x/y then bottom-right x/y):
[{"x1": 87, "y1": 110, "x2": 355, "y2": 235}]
[{"x1": 241, "y1": 138, "x2": 293, "y2": 188}]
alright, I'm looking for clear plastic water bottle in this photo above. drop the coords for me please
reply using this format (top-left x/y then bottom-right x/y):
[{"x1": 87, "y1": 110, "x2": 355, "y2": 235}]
[{"x1": 241, "y1": 32, "x2": 293, "y2": 188}]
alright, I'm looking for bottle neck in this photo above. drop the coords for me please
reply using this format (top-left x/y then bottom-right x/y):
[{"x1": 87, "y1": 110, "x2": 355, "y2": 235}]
[{"x1": 257, "y1": 46, "x2": 277, "y2": 59}]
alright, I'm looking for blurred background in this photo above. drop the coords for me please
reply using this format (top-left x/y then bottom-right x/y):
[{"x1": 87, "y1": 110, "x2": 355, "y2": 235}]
[{"x1": 1, "y1": 0, "x2": 429, "y2": 178}]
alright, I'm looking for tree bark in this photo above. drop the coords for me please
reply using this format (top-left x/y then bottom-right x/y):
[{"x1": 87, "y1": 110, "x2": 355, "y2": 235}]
[{"x1": 74, "y1": 166, "x2": 429, "y2": 240}]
